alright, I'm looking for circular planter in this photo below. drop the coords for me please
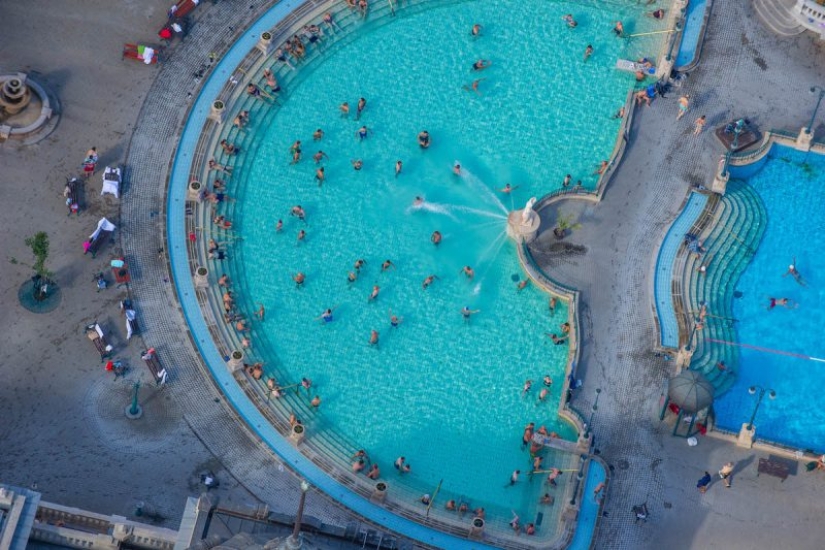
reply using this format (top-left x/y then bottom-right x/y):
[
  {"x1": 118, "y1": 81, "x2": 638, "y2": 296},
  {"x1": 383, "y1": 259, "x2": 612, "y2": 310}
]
[
  {"x1": 213, "y1": 100, "x2": 224, "y2": 110},
  {"x1": 190, "y1": 181, "x2": 201, "y2": 191},
  {"x1": 197, "y1": 267, "x2": 207, "y2": 276},
  {"x1": 472, "y1": 518, "x2": 484, "y2": 529},
  {"x1": 232, "y1": 350, "x2": 243, "y2": 360},
  {"x1": 261, "y1": 32, "x2": 272, "y2": 41}
]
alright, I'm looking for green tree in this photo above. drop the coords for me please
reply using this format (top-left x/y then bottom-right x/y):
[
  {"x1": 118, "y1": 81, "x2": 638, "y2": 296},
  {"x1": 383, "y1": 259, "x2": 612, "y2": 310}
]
[{"x1": 25, "y1": 232, "x2": 53, "y2": 280}]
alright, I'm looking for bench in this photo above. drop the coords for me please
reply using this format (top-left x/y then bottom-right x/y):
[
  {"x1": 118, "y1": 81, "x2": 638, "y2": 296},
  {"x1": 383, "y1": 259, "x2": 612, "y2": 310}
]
[
  {"x1": 141, "y1": 348, "x2": 168, "y2": 385},
  {"x1": 64, "y1": 177, "x2": 80, "y2": 216},
  {"x1": 86, "y1": 230, "x2": 111, "y2": 258},
  {"x1": 85, "y1": 323, "x2": 112, "y2": 361},
  {"x1": 758, "y1": 457, "x2": 791, "y2": 482}
]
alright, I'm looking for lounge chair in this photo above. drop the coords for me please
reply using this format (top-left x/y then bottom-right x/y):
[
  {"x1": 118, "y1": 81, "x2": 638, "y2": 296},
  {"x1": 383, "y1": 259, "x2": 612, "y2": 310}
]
[
  {"x1": 86, "y1": 322, "x2": 113, "y2": 361},
  {"x1": 101, "y1": 166, "x2": 121, "y2": 198},
  {"x1": 86, "y1": 217, "x2": 116, "y2": 258},
  {"x1": 141, "y1": 348, "x2": 168, "y2": 385},
  {"x1": 122, "y1": 44, "x2": 161, "y2": 65}
]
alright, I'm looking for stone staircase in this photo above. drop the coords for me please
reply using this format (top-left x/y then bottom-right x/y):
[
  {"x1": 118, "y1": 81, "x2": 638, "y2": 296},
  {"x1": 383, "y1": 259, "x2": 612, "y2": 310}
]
[{"x1": 753, "y1": 0, "x2": 805, "y2": 36}]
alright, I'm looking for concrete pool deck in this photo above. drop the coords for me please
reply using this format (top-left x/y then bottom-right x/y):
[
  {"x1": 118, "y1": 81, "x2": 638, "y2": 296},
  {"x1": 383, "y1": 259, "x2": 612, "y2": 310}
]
[{"x1": 3, "y1": 0, "x2": 825, "y2": 549}]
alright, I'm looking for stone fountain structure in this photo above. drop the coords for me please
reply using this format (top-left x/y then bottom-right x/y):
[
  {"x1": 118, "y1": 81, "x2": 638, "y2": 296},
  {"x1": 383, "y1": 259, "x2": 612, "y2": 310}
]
[
  {"x1": 0, "y1": 72, "x2": 59, "y2": 143},
  {"x1": 507, "y1": 196, "x2": 541, "y2": 244}
]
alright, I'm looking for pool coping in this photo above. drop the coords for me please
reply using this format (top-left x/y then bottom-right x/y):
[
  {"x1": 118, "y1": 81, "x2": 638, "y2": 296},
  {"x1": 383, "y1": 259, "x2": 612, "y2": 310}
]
[{"x1": 164, "y1": 1, "x2": 610, "y2": 549}]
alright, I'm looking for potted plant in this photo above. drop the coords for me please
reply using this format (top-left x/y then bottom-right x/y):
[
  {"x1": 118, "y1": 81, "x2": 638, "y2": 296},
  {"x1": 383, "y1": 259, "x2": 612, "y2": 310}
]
[
  {"x1": 262, "y1": 31, "x2": 272, "y2": 41},
  {"x1": 197, "y1": 266, "x2": 208, "y2": 276},
  {"x1": 190, "y1": 180, "x2": 201, "y2": 191},
  {"x1": 213, "y1": 100, "x2": 224, "y2": 110},
  {"x1": 553, "y1": 212, "x2": 581, "y2": 239},
  {"x1": 232, "y1": 350, "x2": 243, "y2": 361}
]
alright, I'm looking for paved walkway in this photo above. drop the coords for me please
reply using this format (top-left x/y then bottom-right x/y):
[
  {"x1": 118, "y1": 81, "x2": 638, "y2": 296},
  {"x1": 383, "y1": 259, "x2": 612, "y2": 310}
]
[
  {"x1": 2, "y1": 1, "x2": 825, "y2": 549},
  {"x1": 530, "y1": 1, "x2": 825, "y2": 548}
]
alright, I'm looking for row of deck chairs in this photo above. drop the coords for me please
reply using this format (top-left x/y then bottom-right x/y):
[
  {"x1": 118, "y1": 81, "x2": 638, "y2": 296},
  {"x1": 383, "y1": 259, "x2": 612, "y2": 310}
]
[{"x1": 123, "y1": 0, "x2": 205, "y2": 65}]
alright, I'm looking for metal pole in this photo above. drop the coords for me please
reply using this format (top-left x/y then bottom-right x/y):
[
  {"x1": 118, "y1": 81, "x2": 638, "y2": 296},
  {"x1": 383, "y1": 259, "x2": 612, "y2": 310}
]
[
  {"x1": 287, "y1": 482, "x2": 309, "y2": 549},
  {"x1": 746, "y1": 388, "x2": 764, "y2": 432},
  {"x1": 807, "y1": 89, "x2": 825, "y2": 134},
  {"x1": 129, "y1": 381, "x2": 141, "y2": 416},
  {"x1": 569, "y1": 455, "x2": 587, "y2": 506},
  {"x1": 584, "y1": 388, "x2": 601, "y2": 439}
]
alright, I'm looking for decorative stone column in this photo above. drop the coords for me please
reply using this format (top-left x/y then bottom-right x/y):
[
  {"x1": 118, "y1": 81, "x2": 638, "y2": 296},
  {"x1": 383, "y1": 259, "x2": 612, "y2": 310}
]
[
  {"x1": 290, "y1": 423, "x2": 305, "y2": 445},
  {"x1": 194, "y1": 266, "x2": 209, "y2": 289},
  {"x1": 796, "y1": 127, "x2": 814, "y2": 152},
  {"x1": 208, "y1": 100, "x2": 225, "y2": 124},
  {"x1": 188, "y1": 180, "x2": 203, "y2": 201},
  {"x1": 371, "y1": 481, "x2": 388, "y2": 503},
  {"x1": 257, "y1": 31, "x2": 275, "y2": 56},
  {"x1": 736, "y1": 423, "x2": 755, "y2": 448},
  {"x1": 710, "y1": 155, "x2": 729, "y2": 195},
  {"x1": 227, "y1": 350, "x2": 244, "y2": 372},
  {"x1": 468, "y1": 517, "x2": 484, "y2": 539}
]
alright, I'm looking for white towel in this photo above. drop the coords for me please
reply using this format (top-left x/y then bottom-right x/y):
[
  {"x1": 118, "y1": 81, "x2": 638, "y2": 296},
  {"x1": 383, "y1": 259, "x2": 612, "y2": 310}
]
[{"x1": 142, "y1": 47, "x2": 155, "y2": 64}]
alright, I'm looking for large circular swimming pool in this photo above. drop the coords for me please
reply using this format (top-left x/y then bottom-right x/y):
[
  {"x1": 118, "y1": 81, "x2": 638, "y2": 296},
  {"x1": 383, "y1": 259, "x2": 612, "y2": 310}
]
[{"x1": 214, "y1": 0, "x2": 662, "y2": 532}]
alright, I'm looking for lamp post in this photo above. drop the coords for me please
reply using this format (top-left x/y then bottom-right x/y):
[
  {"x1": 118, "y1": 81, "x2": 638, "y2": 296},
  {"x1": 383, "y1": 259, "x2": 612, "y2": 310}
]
[
  {"x1": 807, "y1": 86, "x2": 825, "y2": 134},
  {"x1": 569, "y1": 454, "x2": 588, "y2": 506},
  {"x1": 285, "y1": 480, "x2": 310, "y2": 550},
  {"x1": 125, "y1": 381, "x2": 143, "y2": 419},
  {"x1": 584, "y1": 388, "x2": 602, "y2": 439},
  {"x1": 746, "y1": 385, "x2": 776, "y2": 432}
]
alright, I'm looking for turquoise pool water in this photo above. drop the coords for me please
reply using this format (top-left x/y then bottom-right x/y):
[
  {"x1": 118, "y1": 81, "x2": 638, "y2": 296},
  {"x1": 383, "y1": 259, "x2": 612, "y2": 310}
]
[
  {"x1": 220, "y1": 0, "x2": 662, "y2": 529},
  {"x1": 715, "y1": 146, "x2": 825, "y2": 451}
]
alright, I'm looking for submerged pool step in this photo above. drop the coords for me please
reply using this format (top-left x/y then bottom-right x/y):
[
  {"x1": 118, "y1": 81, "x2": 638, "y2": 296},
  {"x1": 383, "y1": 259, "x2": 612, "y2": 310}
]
[{"x1": 686, "y1": 181, "x2": 767, "y2": 398}]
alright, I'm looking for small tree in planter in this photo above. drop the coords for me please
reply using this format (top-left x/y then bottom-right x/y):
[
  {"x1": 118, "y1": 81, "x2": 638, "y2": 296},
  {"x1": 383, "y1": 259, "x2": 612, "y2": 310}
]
[
  {"x1": 25, "y1": 232, "x2": 54, "y2": 301},
  {"x1": 553, "y1": 212, "x2": 581, "y2": 240}
]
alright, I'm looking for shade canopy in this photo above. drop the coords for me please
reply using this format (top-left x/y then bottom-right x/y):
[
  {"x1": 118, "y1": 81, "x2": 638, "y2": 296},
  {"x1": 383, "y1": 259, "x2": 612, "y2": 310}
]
[{"x1": 668, "y1": 370, "x2": 714, "y2": 413}]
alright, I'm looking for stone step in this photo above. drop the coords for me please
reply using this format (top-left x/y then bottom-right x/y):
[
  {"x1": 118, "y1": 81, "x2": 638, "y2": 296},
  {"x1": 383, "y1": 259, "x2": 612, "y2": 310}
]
[{"x1": 753, "y1": 0, "x2": 805, "y2": 36}]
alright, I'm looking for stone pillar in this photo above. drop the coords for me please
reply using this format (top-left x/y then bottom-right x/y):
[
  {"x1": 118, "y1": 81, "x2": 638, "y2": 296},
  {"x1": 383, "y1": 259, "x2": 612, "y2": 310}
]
[
  {"x1": 257, "y1": 31, "x2": 275, "y2": 56},
  {"x1": 710, "y1": 155, "x2": 729, "y2": 195},
  {"x1": 188, "y1": 180, "x2": 203, "y2": 201},
  {"x1": 227, "y1": 350, "x2": 244, "y2": 372},
  {"x1": 736, "y1": 423, "x2": 755, "y2": 448},
  {"x1": 371, "y1": 482, "x2": 388, "y2": 503},
  {"x1": 468, "y1": 517, "x2": 484, "y2": 540},
  {"x1": 796, "y1": 127, "x2": 814, "y2": 152},
  {"x1": 290, "y1": 423, "x2": 305, "y2": 445},
  {"x1": 208, "y1": 100, "x2": 225, "y2": 124},
  {"x1": 194, "y1": 266, "x2": 209, "y2": 289}
]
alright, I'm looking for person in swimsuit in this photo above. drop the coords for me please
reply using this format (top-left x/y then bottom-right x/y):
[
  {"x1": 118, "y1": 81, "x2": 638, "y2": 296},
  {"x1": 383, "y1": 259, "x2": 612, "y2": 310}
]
[
  {"x1": 500, "y1": 183, "x2": 519, "y2": 193},
  {"x1": 562, "y1": 14, "x2": 577, "y2": 28},
  {"x1": 677, "y1": 95, "x2": 690, "y2": 120},
  {"x1": 356, "y1": 125, "x2": 371, "y2": 141},
  {"x1": 356, "y1": 97, "x2": 367, "y2": 119},
  {"x1": 461, "y1": 306, "x2": 480, "y2": 322},
  {"x1": 471, "y1": 23, "x2": 482, "y2": 36},
  {"x1": 395, "y1": 160, "x2": 403, "y2": 178},
  {"x1": 422, "y1": 274, "x2": 439, "y2": 289},
  {"x1": 313, "y1": 150, "x2": 329, "y2": 164},
  {"x1": 315, "y1": 167, "x2": 325, "y2": 186},
  {"x1": 461, "y1": 265, "x2": 474, "y2": 279},
  {"x1": 431, "y1": 231, "x2": 442, "y2": 245},
  {"x1": 389, "y1": 309, "x2": 402, "y2": 327},
  {"x1": 418, "y1": 130, "x2": 431, "y2": 148},
  {"x1": 613, "y1": 21, "x2": 624, "y2": 36},
  {"x1": 317, "y1": 308, "x2": 335, "y2": 323},
  {"x1": 351, "y1": 159, "x2": 363, "y2": 170},
  {"x1": 313, "y1": 128, "x2": 324, "y2": 141},
  {"x1": 584, "y1": 45, "x2": 593, "y2": 62},
  {"x1": 472, "y1": 59, "x2": 491, "y2": 71}
]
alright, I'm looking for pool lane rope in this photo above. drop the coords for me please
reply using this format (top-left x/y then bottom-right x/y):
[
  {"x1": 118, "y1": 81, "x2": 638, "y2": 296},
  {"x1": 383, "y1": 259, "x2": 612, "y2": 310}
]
[{"x1": 707, "y1": 338, "x2": 825, "y2": 363}]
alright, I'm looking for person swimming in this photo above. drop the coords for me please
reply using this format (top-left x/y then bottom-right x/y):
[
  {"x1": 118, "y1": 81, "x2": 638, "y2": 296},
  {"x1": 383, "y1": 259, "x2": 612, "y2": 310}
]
[
  {"x1": 317, "y1": 308, "x2": 335, "y2": 323},
  {"x1": 418, "y1": 130, "x2": 431, "y2": 148},
  {"x1": 431, "y1": 231, "x2": 442, "y2": 245},
  {"x1": 472, "y1": 59, "x2": 491, "y2": 71},
  {"x1": 422, "y1": 274, "x2": 439, "y2": 289}
]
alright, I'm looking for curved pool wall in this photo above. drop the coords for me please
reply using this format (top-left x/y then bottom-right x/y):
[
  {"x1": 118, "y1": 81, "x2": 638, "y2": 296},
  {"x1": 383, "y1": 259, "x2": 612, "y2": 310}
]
[
  {"x1": 165, "y1": 1, "x2": 619, "y2": 548},
  {"x1": 653, "y1": 191, "x2": 708, "y2": 349},
  {"x1": 674, "y1": 0, "x2": 711, "y2": 70}
]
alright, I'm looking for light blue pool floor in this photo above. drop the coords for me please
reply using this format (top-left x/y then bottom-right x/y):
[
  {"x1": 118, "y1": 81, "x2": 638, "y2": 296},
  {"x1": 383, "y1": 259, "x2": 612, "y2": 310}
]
[{"x1": 715, "y1": 147, "x2": 825, "y2": 451}]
